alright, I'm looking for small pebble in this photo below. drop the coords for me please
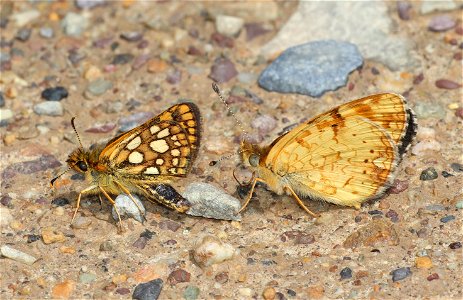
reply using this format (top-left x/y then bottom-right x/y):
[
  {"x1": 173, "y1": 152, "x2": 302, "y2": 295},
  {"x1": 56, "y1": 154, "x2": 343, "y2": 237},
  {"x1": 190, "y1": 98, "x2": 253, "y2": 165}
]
[
  {"x1": 39, "y1": 27, "x2": 54, "y2": 38},
  {"x1": 450, "y1": 163, "x2": 463, "y2": 172},
  {"x1": 385, "y1": 210, "x2": 399, "y2": 222},
  {"x1": 27, "y1": 234, "x2": 41, "y2": 243},
  {"x1": 440, "y1": 215, "x2": 455, "y2": 223},
  {"x1": 120, "y1": 31, "x2": 143, "y2": 42},
  {"x1": 41, "y1": 87, "x2": 69, "y2": 101},
  {"x1": 245, "y1": 22, "x2": 270, "y2": 41},
  {"x1": 388, "y1": 179, "x2": 409, "y2": 194},
  {"x1": 133, "y1": 237, "x2": 149, "y2": 250},
  {"x1": 118, "y1": 112, "x2": 153, "y2": 132},
  {"x1": 441, "y1": 171, "x2": 454, "y2": 178},
  {"x1": 415, "y1": 256, "x2": 433, "y2": 269},
  {"x1": 192, "y1": 235, "x2": 236, "y2": 267},
  {"x1": 2, "y1": 154, "x2": 61, "y2": 179},
  {"x1": 111, "y1": 194, "x2": 145, "y2": 224},
  {"x1": 449, "y1": 242, "x2": 461, "y2": 249},
  {"x1": 397, "y1": 1, "x2": 412, "y2": 21},
  {"x1": 0, "y1": 245, "x2": 37, "y2": 265},
  {"x1": 0, "y1": 207, "x2": 13, "y2": 225},
  {"x1": 33, "y1": 101, "x2": 64, "y2": 116},
  {"x1": 11, "y1": 9, "x2": 40, "y2": 27},
  {"x1": 61, "y1": 12, "x2": 87, "y2": 36},
  {"x1": 51, "y1": 197, "x2": 70, "y2": 206},
  {"x1": 208, "y1": 57, "x2": 238, "y2": 83},
  {"x1": 211, "y1": 32, "x2": 234, "y2": 48},
  {"x1": 51, "y1": 280, "x2": 75, "y2": 299},
  {"x1": 166, "y1": 69, "x2": 182, "y2": 84},
  {"x1": 167, "y1": 269, "x2": 191, "y2": 285},
  {"x1": 456, "y1": 201, "x2": 463, "y2": 209},
  {"x1": 15, "y1": 28, "x2": 32, "y2": 41},
  {"x1": 287, "y1": 289, "x2": 296, "y2": 297},
  {"x1": 41, "y1": 227, "x2": 66, "y2": 244},
  {"x1": 251, "y1": 114, "x2": 277, "y2": 134},
  {"x1": 411, "y1": 140, "x2": 442, "y2": 155},
  {"x1": 262, "y1": 287, "x2": 276, "y2": 300},
  {"x1": 428, "y1": 15, "x2": 456, "y2": 32},
  {"x1": 183, "y1": 285, "x2": 200, "y2": 300},
  {"x1": 427, "y1": 273, "x2": 439, "y2": 281},
  {"x1": 72, "y1": 216, "x2": 92, "y2": 229},
  {"x1": 391, "y1": 267, "x2": 412, "y2": 282},
  {"x1": 79, "y1": 273, "x2": 96, "y2": 284},
  {"x1": 99, "y1": 240, "x2": 114, "y2": 251},
  {"x1": 435, "y1": 79, "x2": 461, "y2": 89},
  {"x1": 214, "y1": 272, "x2": 229, "y2": 284},
  {"x1": 132, "y1": 54, "x2": 151, "y2": 70},
  {"x1": 420, "y1": 167, "x2": 438, "y2": 180},
  {"x1": 116, "y1": 288, "x2": 130, "y2": 295},
  {"x1": 85, "y1": 123, "x2": 116, "y2": 133},
  {"x1": 86, "y1": 79, "x2": 113, "y2": 96},
  {"x1": 132, "y1": 278, "x2": 163, "y2": 300},
  {"x1": 158, "y1": 220, "x2": 181, "y2": 232},
  {"x1": 112, "y1": 53, "x2": 134, "y2": 65},
  {"x1": 216, "y1": 15, "x2": 244, "y2": 37},
  {"x1": 340, "y1": 267, "x2": 353, "y2": 280},
  {"x1": 0, "y1": 92, "x2": 4, "y2": 107}
]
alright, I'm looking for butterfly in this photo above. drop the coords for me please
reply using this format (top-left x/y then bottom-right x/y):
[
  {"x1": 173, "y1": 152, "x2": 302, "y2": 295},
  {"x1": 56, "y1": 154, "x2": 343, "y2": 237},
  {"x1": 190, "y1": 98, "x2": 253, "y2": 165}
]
[
  {"x1": 51, "y1": 103, "x2": 201, "y2": 227},
  {"x1": 229, "y1": 90, "x2": 417, "y2": 216}
]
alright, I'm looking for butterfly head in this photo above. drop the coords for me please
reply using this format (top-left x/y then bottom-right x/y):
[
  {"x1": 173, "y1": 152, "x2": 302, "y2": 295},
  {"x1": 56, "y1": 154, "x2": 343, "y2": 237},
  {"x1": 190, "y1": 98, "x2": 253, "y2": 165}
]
[
  {"x1": 66, "y1": 148, "x2": 90, "y2": 174},
  {"x1": 240, "y1": 140, "x2": 265, "y2": 168}
]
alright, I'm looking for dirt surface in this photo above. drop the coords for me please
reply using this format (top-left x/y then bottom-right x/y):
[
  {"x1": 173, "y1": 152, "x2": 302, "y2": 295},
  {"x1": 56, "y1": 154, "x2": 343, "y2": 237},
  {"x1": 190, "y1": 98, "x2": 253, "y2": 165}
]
[{"x1": 0, "y1": 1, "x2": 462, "y2": 299}]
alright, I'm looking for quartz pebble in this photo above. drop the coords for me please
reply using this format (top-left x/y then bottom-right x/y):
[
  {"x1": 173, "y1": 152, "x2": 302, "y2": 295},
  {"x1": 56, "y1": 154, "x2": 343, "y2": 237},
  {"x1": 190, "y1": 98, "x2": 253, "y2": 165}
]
[
  {"x1": 216, "y1": 15, "x2": 244, "y2": 37},
  {"x1": 61, "y1": 12, "x2": 87, "y2": 36},
  {"x1": 193, "y1": 235, "x2": 236, "y2": 267},
  {"x1": 0, "y1": 245, "x2": 37, "y2": 265}
]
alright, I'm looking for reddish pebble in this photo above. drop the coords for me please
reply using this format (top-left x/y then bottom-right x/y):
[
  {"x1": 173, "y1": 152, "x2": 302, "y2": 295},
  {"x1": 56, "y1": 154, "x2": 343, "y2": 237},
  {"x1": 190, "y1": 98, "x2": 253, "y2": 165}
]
[
  {"x1": 245, "y1": 23, "x2": 269, "y2": 41},
  {"x1": 187, "y1": 45, "x2": 202, "y2": 56},
  {"x1": 428, "y1": 15, "x2": 456, "y2": 32},
  {"x1": 435, "y1": 79, "x2": 461, "y2": 89},
  {"x1": 453, "y1": 52, "x2": 462, "y2": 60},
  {"x1": 427, "y1": 273, "x2": 439, "y2": 281},
  {"x1": 115, "y1": 288, "x2": 131, "y2": 295},
  {"x1": 208, "y1": 57, "x2": 238, "y2": 83},
  {"x1": 455, "y1": 108, "x2": 463, "y2": 119},
  {"x1": 167, "y1": 269, "x2": 190, "y2": 285},
  {"x1": 397, "y1": 1, "x2": 412, "y2": 21},
  {"x1": 389, "y1": 179, "x2": 409, "y2": 194},
  {"x1": 211, "y1": 32, "x2": 234, "y2": 48},
  {"x1": 85, "y1": 123, "x2": 116, "y2": 133},
  {"x1": 348, "y1": 82, "x2": 355, "y2": 91},
  {"x1": 413, "y1": 73, "x2": 424, "y2": 85},
  {"x1": 455, "y1": 25, "x2": 463, "y2": 35}
]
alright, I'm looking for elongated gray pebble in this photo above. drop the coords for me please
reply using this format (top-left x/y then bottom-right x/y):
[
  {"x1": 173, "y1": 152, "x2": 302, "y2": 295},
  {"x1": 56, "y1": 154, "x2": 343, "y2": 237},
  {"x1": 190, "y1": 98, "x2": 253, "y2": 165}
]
[
  {"x1": 33, "y1": 102, "x2": 64, "y2": 116},
  {"x1": 1, "y1": 245, "x2": 37, "y2": 265}
]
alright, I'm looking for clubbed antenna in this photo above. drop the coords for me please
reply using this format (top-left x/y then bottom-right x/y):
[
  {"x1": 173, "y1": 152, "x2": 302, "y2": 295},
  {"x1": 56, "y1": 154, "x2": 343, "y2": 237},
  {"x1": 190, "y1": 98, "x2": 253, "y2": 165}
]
[
  {"x1": 210, "y1": 83, "x2": 250, "y2": 166},
  {"x1": 50, "y1": 167, "x2": 71, "y2": 187},
  {"x1": 71, "y1": 117, "x2": 84, "y2": 150}
]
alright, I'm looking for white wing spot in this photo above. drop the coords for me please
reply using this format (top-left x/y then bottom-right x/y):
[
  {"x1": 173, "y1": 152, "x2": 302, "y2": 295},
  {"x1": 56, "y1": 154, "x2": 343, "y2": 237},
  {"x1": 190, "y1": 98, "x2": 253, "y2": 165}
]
[
  {"x1": 172, "y1": 158, "x2": 179, "y2": 166},
  {"x1": 145, "y1": 167, "x2": 159, "y2": 175},
  {"x1": 174, "y1": 141, "x2": 181, "y2": 147},
  {"x1": 156, "y1": 158, "x2": 164, "y2": 165},
  {"x1": 150, "y1": 139, "x2": 169, "y2": 153},
  {"x1": 126, "y1": 136, "x2": 141, "y2": 150},
  {"x1": 157, "y1": 128, "x2": 170, "y2": 138},
  {"x1": 171, "y1": 149, "x2": 180, "y2": 156},
  {"x1": 128, "y1": 151, "x2": 144, "y2": 164},
  {"x1": 150, "y1": 125, "x2": 161, "y2": 134},
  {"x1": 171, "y1": 135, "x2": 178, "y2": 141},
  {"x1": 169, "y1": 168, "x2": 177, "y2": 174}
]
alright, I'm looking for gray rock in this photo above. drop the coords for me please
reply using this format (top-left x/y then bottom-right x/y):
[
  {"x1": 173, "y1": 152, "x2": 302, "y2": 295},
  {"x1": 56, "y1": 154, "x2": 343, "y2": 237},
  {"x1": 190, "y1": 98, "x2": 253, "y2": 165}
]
[
  {"x1": 0, "y1": 245, "x2": 37, "y2": 265},
  {"x1": 420, "y1": 0, "x2": 457, "y2": 14},
  {"x1": 260, "y1": 2, "x2": 419, "y2": 71},
  {"x1": 33, "y1": 102, "x2": 63, "y2": 116},
  {"x1": 420, "y1": 167, "x2": 438, "y2": 181},
  {"x1": 258, "y1": 40, "x2": 363, "y2": 97},
  {"x1": 111, "y1": 194, "x2": 146, "y2": 224},
  {"x1": 75, "y1": 0, "x2": 106, "y2": 9},
  {"x1": 39, "y1": 27, "x2": 54, "y2": 39},
  {"x1": 216, "y1": 15, "x2": 244, "y2": 37},
  {"x1": 86, "y1": 79, "x2": 113, "y2": 96},
  {"x1": 133, "y1": 278, "x2": 163, "y2": 300},
  {"x1": 61, "y1": 12, "x2": 88, "y2": 37},
  {"x1": 184, "y1": 182, "x2": 241, "y2": 221},
  {"x1": 391, "y1": 267, "x2": 412, "y2": 282}
]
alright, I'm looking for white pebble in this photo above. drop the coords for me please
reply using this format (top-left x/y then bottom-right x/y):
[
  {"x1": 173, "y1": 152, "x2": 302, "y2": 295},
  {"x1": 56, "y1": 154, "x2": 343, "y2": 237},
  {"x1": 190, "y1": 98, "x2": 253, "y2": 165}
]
[
  {"x1": 1, "y1": 245, "x2": 37, "y2": 265},
  {"x1": 193, "y1": 235, "x2": 236, "y2": 267},
  {"x1": 0, "y1": 109, "x2": 13, "y2": 122},
  {"x1": 238, "y1": 288, "x2": 253, "y2": 297},
  {"x1": 111, "y1": 194, "x2": 145, "y2": 223},
  {"x1": 216, "y1": 15, "x2": 244, "y2": 37},
  {"x1": 411, "y1": 140, "x2": 442, "y2": 156}
]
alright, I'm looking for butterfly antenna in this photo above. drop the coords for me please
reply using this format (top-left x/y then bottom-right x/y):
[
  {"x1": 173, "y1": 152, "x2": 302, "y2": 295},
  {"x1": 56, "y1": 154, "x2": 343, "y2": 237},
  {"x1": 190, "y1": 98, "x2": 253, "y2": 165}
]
[
  {"x1": 50, "y1": 167, "x2": 71, "y2": 187},
  {"x1": 210, "y1": 83, "x2": 250, "y2": 166},
  {"x1": 71, "y1": 117, "x2": 84, "y2": 150}
]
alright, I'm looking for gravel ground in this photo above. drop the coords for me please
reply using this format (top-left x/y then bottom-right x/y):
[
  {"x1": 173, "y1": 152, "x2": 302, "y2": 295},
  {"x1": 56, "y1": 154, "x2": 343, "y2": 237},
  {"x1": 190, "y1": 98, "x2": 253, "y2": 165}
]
[{"x1": 0, "y1": 1, "x2": 462, "y2": 299}]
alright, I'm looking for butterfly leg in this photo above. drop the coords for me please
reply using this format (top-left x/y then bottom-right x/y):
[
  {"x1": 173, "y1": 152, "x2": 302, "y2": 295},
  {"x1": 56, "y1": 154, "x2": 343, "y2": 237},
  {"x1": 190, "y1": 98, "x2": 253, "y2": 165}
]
[
  {"x1": 145, "y1": 184, "x2": 191, "y2": 213},
  {"x1": 284, "y1": 185, "x2": 319, "y2": 218},
  {"x1": 98, "y1": 186, "x2": 123, "y2": 230},
  {"x1": 72, "y1": 185, "x2": 98, "y2": 224},
  {"x1": 114, "y1": 180, "x2": 147, "y2": 223},
  {"x1": 238, "y1": 177, "x2": 265, "y2": 213}
]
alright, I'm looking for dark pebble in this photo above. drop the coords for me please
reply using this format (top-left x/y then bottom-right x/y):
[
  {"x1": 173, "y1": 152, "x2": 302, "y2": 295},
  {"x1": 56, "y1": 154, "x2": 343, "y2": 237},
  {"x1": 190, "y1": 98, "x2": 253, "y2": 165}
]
[
  {"x1": 390, "y1": 267, "x2": 412, "y2": 282},
  {"x1": 449, "y1": 242, "x2": 461, "y2": 249},
  {"x1": 41, "y1": 86, "x2": 68, "y2": 101},
  {"x1": 16, "y1": 28, "x2": 32, "y2": 41},
  {"x1": 163, "y1": 239, "x2": 177, "y2": 246},
  {"x1": 132, "y1": 237, "x2": 149, "y2": 249},
  {"x1": 112, "y1": 53, "x2": 134, "y2": 65},
  {"x1": 450, "y1": 163, "x2": 463, "y2": 172},
  {"x1": 371, "y1": 67, "x2": 380, "y2": 75},
  {"x1": 132, "y1": 54, "x2": 150, "y2": 70},
  {"x1": 247, "y1": 258, "x2": 256, "y2": 265},
  {"x1": 440, "y1": 215, "x2": 455, "y2": 223},
  {"x1": 158, "y1": 220, "x2": 181, "y2": 232},
  {"x1": 244, "y1": 23, "x2": 269, "y2": 41},
  {"x1": 441, "y1": 171, "x2": 454, "y2": 178},
  {"x1": 281, "y1": 230, "x2": 315, "y2": 244},
  {"x1": 340, "y1": 267, "x2": 352, "y2": 280},
  {"x1": 275, "y1": 292, "x2": 287, "y2": 300},
  {"x1": 214, "y1": 272, "x2": 229, "y2": 284},
  {"x1": 211, "y1": 32, "x2": 234, "y2": 48},
  {"x1": 132, "y1": 278, "x2": 163, "y2": 300},
  {"x1": 2, "y1": 155, "x2": 61, "y2": 180},
  {"x1": 51, "y1": 197, "x2": 70, "y2": 206},
  {"x1": 435, "y1": 79, "x2": 461, "y2": 89},
  {"x1": 166, "y1": 69, "x2": 182, "y2": 85},
  {"x1": 85, "y1": 123, "x2": 116, "y2": 133},
  {"x1": 167, "y1": 269, "x2": 191, "y2": 285},
  {"x1": 115, "y1": 288, "x2": 130, "y2": 295},
  {"x1": 0, "y1": 91, "x2": 4, "y2": 107},
  {"x1": 397, "y1": 1, "x2": 412, "y2": 20},
  {"x1": 140, "y1": 229, "x2": 155, "y2": 239},
  {"x1": 427, "y1": 273, "x2": 439, "y2": 281},
  {"x1": 413, "y1": 73, "x2": 424, "y2": 85},
  {"x1": 187, "y1": 45, "x2": 203, "y2": 56},
  {"x1": 385, "y1": 210, "x2": 399, "y2": 222},
  {"x1": 27, "y1": 234, "x2": 41, "y2": 243},
  {"x1": 420, "y1": 167, "x2": 438, "y2": 181},
  {"x1": 71, "y1": 173, "x2": 85, "y2": 181},
  {"x1": 120, "y1": 31, "x2": 143, "y2": 42},
  {"x1": 454, "y1": 52, "x2": 462, "y2": 61},
  {"x1": 368, "y1": 210, "x2": 383, "y2": 216},
  {"x1": 68, "y1": 50, "x2": 86, "y2": 65},
  {"x1": 354, "y1": 215, "x2": 362, "y2": 223},
  {"x1": 208, "y1": 57, "x2": 238, "y2": 83},
  {"x1": 455, "y1": 108, "x2": 463, "y2": 119},
  {"x1": 261, "y1": 259, "x2": 276, "y2": 266},
  {"x1": 1, "y1": 195, "x2": 12, "y2": 206},
  {"x1": 137, "y1": 40, "x2": 149, "y2": 49},
  {"x1": 93, "y1": 36, "x2": 114, "y2": 48},
  {"x1": 287, "y1": 289, "x2": 297, "y2": 297}
]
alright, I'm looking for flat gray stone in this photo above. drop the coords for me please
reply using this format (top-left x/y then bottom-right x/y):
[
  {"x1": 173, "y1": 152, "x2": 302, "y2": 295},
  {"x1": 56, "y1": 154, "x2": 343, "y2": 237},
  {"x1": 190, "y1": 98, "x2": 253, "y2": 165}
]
[
  {"x1": 111, "y1": 194, "x2": 146, "y2": 224},
  {"x1": 260, "y1": 2, "x2": 419, "y2": 71},
  {"x1": 258, "y1": 40, "x2": 363, "y2": 97},
  {"x1": 184, "y1": 182, "x2": 241, "y2": 221},
  {"x1": 33, "y1": 102, "x2": 63, "y2": 116}
]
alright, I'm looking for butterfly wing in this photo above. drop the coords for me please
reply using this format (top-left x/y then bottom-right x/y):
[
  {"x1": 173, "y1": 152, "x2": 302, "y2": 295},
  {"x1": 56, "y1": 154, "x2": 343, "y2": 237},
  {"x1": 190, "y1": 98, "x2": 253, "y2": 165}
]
[
  {"x1": 264, "y1": 93, "x2": 416, "y2": 207},
  {"x1": 99, "y1": 102, "x2": 201, "y2": 179}
]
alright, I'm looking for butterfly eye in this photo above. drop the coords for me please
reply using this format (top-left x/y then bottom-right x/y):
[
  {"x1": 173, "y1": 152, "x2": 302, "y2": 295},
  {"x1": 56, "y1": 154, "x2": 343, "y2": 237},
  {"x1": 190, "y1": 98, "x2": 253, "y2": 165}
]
[
  {"x1": 249, "y1": 154, "x2": 260, "y2": 167},
  {"x1": 76, "y1": 161, "x2": 88, "y2": 172}
]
